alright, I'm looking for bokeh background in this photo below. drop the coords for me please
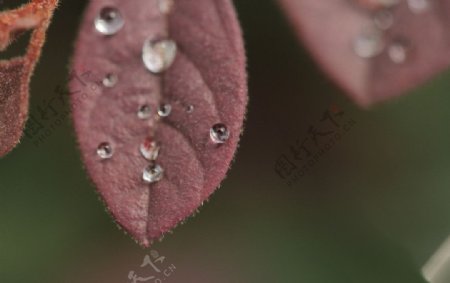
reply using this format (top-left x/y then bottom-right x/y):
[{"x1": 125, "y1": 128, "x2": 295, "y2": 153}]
[{"x1": 1, "y1": 0, "x2": 449, "y2": 282}]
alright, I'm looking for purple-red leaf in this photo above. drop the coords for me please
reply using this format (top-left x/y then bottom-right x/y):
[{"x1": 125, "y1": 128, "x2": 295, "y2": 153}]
[
  {"x1": 279, "y1": 0, "x2": 450, "y2": 107},
  {"x1": 70, "y1": 0, "x2": 247, "y2": 246},
  {"x1": 0, "y1": 0, "x2": 58, "y2": 156}
]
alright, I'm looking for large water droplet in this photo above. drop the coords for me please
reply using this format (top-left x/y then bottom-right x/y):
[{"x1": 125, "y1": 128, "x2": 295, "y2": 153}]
[
  {"x1": 158, "y1": 0, "x2": 174, "y2": 14},
  {"x1": 97, "y1": 142, "x2": 113, "y2": 159},
  {"x1": 353, "y1": 28, "x2": 384, "y2": 58},
  {"x1": 158, "y1": 104, "x2": 172, "y2": 117},
  {"x1": 143, "y1": 163, "x2": 164, "y2": 183},
  {"x1": 210, "y1": 123, "x2": 230, "y2": 144},
  {"x1": 388, "y1": 39, "x2": 410, "y2": 64},
  {"x1": 137, "y1": 105, "x2": 152, "y2": 119},
  {"x1": 407, "y1": 0, "x2": 430, "y2": 13},
  {"x1": 142, "y1": 38, "x2": 177, "y2": 74},
  {"x1": 102, "y1": 73, "x2": 118, "y2": 88},
  {"x1": 373, "y1": 10, "x2": 394, "y2": 30},
  {"x1": 94, "y1": 7, "x2": 125, "y2": 36},
  {"x1": 140, "y1": 138, "x2": 160, "y2": 161}
]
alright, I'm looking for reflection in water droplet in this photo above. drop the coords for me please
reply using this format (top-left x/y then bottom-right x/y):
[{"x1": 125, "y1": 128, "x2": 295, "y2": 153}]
[
  {"x1": 373, "y1": 10, "x2": 394, "y2": 30},
  {"x1": 140, "y1": 138, "x2": 160, "y2": 161},
  {"x1": 158, "y1": 104, "x2": 172, "y2": 117},
  {"x1": 97, "y1": 142, "x2": 113, "y2": 159},
  {"x1": 407, "y1": 0, "x2": 430, "y2": 13},
  {"x1": 353, "y1": 28, "x2": 384, "y2": 58},
  {"x1": 142, "y1": 38, "x2": 177, "y2": 74},
  {"x1": 94, "y1": 7, "x2": 125, "y2": 35},
  {"x1": 102, "y1": 73, "x2": 118, "y2": 88},
  {"x1": 158, "y1": 0, "x2": 174, "y2": 14},
  {"x1": 388, "y1": 39, "x2": 410, "y2": 64},
  {"x1": 137, "y1": 105, "x2": 152, "y2": 119},
  {"x1": 210, "y1": 123, "x2": 230, "y2": 144},
  {"x1": 143, "y1": 163, "x2": 164, "y2": 183}
]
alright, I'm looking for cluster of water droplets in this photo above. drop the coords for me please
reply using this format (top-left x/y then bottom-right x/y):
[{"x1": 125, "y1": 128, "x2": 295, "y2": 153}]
[
  {"x1": 93, "y1": 0, "x2": 230, "y2": 184},
  {"x1": 353, "y1": 0, "x2": 431, "y2": 63},
  {"x1": 141, "y1": 137, "x2": 164, "y2": 183}
]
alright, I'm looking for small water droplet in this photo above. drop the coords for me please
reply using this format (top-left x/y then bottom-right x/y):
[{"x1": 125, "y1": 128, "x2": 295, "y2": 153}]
[
  {"x1": 158, "y1": 0, "x2": 174, "y2": 14},
  {"x1": 143, "y1": 163, "x2": 164, "y2": 183},
  {"x1": 137, "y1": 105, "x2": 152, "y2": 119},
  {"x1": 140, "y1": 138, "x2": 160, "y2": 161},
  {"x1": 186, "y1": 105, "x2": 194, "y2": 113},
  {"x1": 102, "y1": 73, "x2": 118, "y2": 88},
  {"x1": 407, "y1": 0, "x2": 430, "y2": 13},
  {"x1": 353, "y1": 28, "x2": 384, "y2": 58},
  {"x1": 373, "y1": 10, "x2": 394, "y2": 30},
  {"x1": 142, "y1": 38, "x2": 177, "y2": 74},
  {"x1": 158, "y1": 104, "x2": 172, "y2": 117},
  {"x1": 210, "y1": 123, "x2": 230, "y2": 144},
  {"x1": 97, "y1": 142, "x2": 113, "y2": 159},
  {"x1": 94, "y1": 7, "x2": 125, "y2": 36},
  {"x1": 388, "y1": 39, "x2": 410, "y2": 64}
]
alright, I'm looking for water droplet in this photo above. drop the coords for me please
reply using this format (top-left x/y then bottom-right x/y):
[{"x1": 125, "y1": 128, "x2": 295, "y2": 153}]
[
  {"x1": 97, "y1": 142, "x2": 113, "y2": 159},
  {"x1": 140, "y1": 138, "x2": 160, "y2": 161},
  {"x1": 102, "y1": 73, "x2": 118, "y2": 88},
  {"x1": 142, "y1": 38, "x2": 177, "y2": 74},
  {"x1": 158, "y1": 104, "x2": 172, "y2": 117},
  {"x1": 94, "y1": 7, "x2": 125, "y2": 36},
  {"x1": 353, "y1": 28, "x2": 384, "y2": 58},
  {"x1": 388, "y1": 39, "x2": 410, "y2": 64},
  {"x1": 186, "y1": 105, "x2": 194, "y2": 113},
  {"x1": 137, "y1": 105, "x2": 152, "y2": 119},
  {"x1": 210, "y1": 123, "x2": 230, "y2": 144},
  {"x1": 407, "y1": 0, "x2": 430, "y2": 13},
  {"x1": 143, "y1": 163, "x2": 164, "y2": 183},
  {"x1": 373, "y1": 10, "x2": 394, "y2": 30},
  {"x1": 158, "y1": 0, "x2": 174, "y2": 14}
]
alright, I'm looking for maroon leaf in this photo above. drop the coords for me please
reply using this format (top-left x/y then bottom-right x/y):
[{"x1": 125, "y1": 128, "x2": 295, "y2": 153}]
[
  {"x1": 0, "y1": 0, "x2": 59, "y2": 156},
  {"x1": 279, "y1": 0, "x2": 450, "y2": 107},
  {"x1": 70, "y1": 0, "x2": 247, "y2": 246}
]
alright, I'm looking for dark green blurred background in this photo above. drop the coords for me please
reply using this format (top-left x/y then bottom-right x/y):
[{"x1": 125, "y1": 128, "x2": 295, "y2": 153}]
[{"x1": 1, "y1": 0, "x2": 449, "y2": 282}]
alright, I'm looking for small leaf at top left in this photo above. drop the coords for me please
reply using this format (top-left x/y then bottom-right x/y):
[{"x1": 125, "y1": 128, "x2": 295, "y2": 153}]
[{"x1": 0, "y1": 0, "x2": 58, "y2": 157}]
